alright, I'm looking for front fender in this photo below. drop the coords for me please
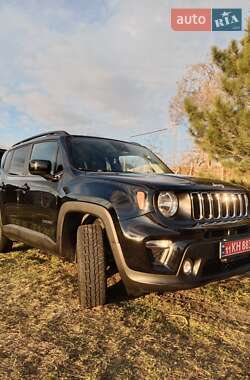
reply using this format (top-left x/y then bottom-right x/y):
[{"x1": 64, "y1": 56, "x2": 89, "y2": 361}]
[
  {"x1": 56, "y1": 200, "x2": 145, "y2": 294},
  {"x1": 63, "y1": 178, "x2": 154, "y2": 220}
]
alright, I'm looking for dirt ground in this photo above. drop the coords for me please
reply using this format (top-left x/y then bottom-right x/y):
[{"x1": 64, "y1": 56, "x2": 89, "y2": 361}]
[{"x1": 0, "y1": 244, "x2": 249, "y2": 380}]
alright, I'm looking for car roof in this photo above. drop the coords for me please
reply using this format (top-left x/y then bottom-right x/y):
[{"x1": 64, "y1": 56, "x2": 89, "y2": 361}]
[
  {"x1": 71, "y1": 134, "x2": 142, "y2": 146},
  {"x1": 12, "y1": 130, "x2": 142, "y2": 149}
]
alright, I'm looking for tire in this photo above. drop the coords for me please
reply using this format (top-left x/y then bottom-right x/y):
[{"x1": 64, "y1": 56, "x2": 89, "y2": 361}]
[
  {"x1": 76, "y1": 224, "x2": 106, "y2": 308},
  {"x1": 0, "y1": 213, "x2": 12, "y2": 253}
]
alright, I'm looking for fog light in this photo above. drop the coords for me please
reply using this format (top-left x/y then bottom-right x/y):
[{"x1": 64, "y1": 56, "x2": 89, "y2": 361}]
[
  {"x1": 146, "y1": 240, "x2": 178, "y2": 271},
  {"x1": 183, "y1": 259, "x2": 193, "y2": 275}
]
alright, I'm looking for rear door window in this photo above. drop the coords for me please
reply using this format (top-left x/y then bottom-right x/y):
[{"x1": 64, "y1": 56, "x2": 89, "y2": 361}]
[
  {"x1": 0, "y1": 149, "x2": 6, "y2": 165},
  {"x1": 8, "y1": 146, "x2": 30, "y2": 175},
  {"x1": 1, "y1": 151, "x2": 12, "y2": 171}
]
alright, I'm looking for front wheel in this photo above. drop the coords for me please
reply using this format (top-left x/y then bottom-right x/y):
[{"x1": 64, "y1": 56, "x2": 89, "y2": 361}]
[{"x1": 76, "y1": 224, "x2": 106, "y2": 308}]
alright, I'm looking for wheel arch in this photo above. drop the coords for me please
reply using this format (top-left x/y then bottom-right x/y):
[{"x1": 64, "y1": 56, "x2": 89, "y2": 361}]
[
  {"x1": 57, "y1": 201, "x2": 173, "y2": 296},
  {"x1": 57, "y1": 201, "x2": 120, "y2": 262}
]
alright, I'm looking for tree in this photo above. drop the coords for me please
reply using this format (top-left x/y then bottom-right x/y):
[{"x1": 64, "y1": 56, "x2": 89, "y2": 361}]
[
  {"x1": 169, "y1": 63, "x2": 221, "y2": 127},
  {"x1": 184, "y1": 19, "x2": 250, "y2": 174}
]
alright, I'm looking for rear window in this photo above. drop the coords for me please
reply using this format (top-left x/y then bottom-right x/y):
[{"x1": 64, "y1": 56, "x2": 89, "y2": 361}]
[
  {"x1": 0, "y1": 149, "x2": 6, "y2": 165},
  {"x1": 8, "y1": 146, "x2": 30, "y2": 175},
  {"x1": 2, "y1": 151, "x2": 13, "y2": 171}
]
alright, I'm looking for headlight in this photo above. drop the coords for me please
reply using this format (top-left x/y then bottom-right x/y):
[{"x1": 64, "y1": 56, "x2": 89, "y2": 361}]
[{"x1": 157, "y1": 192, "x2": 178, "y2": 217}]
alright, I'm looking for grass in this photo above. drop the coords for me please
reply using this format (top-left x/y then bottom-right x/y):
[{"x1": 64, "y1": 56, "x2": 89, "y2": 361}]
[{"x1": 0, "y1": 244, "x2": 249, "y2": 380}]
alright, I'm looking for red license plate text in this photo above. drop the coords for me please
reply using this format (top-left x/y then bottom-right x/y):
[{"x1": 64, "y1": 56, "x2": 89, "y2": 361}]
[{"x1": 220, "y1": 237, "x2": 250, "y2": 258}]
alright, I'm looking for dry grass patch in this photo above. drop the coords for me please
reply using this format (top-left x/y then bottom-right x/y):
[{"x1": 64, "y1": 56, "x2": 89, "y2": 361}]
[{"x1": 0, "y1": 244, "x2": 249, "y2": 379}]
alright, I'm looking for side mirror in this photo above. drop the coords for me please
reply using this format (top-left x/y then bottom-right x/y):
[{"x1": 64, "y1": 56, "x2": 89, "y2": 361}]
[{"x1": 29, "y1": 160, "x2": 52, "y2": 177}]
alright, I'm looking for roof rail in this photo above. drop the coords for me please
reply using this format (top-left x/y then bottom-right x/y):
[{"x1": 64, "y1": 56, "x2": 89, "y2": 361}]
[{"x1": 12, "y1": 130, "x2": 70, "y2": 147}]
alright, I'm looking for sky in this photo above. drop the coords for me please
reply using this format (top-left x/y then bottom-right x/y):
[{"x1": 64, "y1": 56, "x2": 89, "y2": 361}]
[{"x1": 0, "y1": 0, "x2": 249, "y2": 163}]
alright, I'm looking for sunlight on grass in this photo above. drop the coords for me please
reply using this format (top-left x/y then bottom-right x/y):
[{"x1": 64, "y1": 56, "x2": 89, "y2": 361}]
[{"x1": 0, "y1": 245, "x2": 249, "y2": 379}]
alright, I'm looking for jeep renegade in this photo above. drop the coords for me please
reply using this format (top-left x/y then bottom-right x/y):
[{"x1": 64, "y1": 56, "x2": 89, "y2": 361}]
[{"x1": 0, "y1": 131, "x2": 249, "y2": 307}]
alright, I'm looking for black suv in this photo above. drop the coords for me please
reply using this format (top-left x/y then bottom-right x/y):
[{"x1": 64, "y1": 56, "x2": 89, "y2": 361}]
[{"x1": 0, "y1": 131, "x2": 249, "y2": 307}]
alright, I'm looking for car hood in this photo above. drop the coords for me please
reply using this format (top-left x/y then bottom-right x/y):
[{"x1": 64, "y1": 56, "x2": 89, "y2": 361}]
[{"x1": 85, "y1": 172, "x2": 245, "y2": 192}]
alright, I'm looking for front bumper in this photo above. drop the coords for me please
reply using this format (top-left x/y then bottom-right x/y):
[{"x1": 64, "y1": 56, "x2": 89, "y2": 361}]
[
  {"x1": 115, "y1": 216, "x2": 250, "y2": 295},
  {"x1": 121, "y1": 239, "x2": 250, "y2": 296}
]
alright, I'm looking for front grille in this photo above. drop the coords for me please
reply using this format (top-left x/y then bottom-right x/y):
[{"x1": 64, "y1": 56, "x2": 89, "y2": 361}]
[{"x1": 190, "y1": 192, "x2": 249, "y2": 222}]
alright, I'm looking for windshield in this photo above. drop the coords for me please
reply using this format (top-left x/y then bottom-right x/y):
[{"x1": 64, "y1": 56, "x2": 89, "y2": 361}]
[{"x1": 70, "y1": 137, "x2": 172, "y2": 174}]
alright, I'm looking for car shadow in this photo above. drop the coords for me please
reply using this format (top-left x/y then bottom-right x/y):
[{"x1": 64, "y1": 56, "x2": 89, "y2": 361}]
[{"x1": 107, "y1": 279, "x2": 130, "y2": 303}]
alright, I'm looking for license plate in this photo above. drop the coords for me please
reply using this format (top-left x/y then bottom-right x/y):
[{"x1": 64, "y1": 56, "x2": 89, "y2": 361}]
[{"x1": 220, "y1": 237, "x2": 250, "y2": 259}]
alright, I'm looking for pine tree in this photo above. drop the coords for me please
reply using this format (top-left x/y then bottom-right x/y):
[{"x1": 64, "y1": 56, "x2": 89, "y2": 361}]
[{"x1": 185, "y1": 19, "x2": 250, "y2": 174}]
